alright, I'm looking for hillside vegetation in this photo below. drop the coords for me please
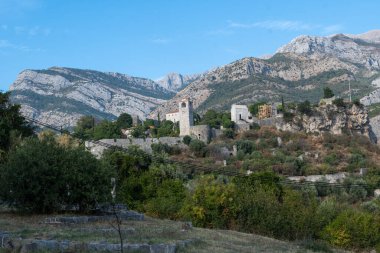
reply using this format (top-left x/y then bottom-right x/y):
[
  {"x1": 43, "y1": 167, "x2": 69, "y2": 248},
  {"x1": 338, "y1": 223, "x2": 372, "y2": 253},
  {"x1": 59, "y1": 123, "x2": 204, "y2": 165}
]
[{"x1": 2, "y1": 91, "x2": 380, "y2": 252}]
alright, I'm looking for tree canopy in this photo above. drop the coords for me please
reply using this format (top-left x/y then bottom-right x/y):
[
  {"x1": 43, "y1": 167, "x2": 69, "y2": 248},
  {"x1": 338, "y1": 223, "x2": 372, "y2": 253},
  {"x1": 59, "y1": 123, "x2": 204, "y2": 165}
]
[
  {"x1": 0, "y1": 91, "x2": 34, "y2": 152},
  {"x1": 323, "y1": 87, "x2": 335, "y2": 99}
]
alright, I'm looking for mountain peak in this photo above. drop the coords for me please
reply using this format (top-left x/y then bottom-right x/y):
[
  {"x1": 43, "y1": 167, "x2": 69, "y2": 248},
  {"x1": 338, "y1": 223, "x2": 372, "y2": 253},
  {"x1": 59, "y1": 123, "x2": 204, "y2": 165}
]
[
  {"x1": 346, "y1": 30, "x2": 380, "y2": 43},
  {"x1": 155, "y1": 72, "x2": 202, "y2": 92}
]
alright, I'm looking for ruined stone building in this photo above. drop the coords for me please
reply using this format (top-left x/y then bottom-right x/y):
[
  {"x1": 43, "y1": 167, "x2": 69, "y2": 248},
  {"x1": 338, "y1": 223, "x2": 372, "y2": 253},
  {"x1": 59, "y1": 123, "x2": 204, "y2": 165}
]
[{"x1": 164, "y1": 98, "x2": 216, "y2": 142}]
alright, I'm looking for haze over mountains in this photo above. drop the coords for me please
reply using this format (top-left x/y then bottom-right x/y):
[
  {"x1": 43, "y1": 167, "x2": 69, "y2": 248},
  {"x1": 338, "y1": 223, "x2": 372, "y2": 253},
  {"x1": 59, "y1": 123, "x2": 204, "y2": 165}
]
[{"x1": 9, "y1": 30, "x2": 380, "y2": 128}]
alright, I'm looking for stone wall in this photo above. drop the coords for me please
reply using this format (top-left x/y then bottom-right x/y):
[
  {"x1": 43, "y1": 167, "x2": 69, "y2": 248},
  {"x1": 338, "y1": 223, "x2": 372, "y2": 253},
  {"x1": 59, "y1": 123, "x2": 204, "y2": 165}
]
[
  {"x1": 190, "y1": 125, "x2": 211, "y2": 143},
  {"x1": 85, "y1": 137, "x2": 185, "y2": 157}
]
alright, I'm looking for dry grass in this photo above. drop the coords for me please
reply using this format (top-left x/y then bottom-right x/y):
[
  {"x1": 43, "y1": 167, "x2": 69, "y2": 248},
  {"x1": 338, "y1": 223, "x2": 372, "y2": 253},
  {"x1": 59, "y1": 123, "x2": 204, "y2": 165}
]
[{"x1": 0, "y1": 209, "x2": 348, "y2": 252}]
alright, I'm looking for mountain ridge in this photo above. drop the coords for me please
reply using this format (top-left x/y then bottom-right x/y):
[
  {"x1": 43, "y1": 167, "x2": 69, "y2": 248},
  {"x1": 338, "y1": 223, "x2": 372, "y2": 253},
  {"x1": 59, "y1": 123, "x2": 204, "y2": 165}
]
[
  {"x1": 10, "y1": 67, "x2": 175, "y2": 127},
  {"x1": 151, "y1": 31, "x2": 380, "y2": 118}
]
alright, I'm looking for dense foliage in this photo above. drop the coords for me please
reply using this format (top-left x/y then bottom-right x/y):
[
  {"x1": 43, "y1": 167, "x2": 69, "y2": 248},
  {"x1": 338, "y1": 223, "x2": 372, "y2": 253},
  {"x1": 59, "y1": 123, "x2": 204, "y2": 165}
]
[
  {"x1": 323, "y1": 87, "x2": 335, "y2": 99},
  {"x1": 0, "y1": 137, "x2": 112, "y2": 213},
  {"x1": 0, "y1": 91, "x2": 34, "y2": 153},
  {"x1": 198, "y1": 110, "x2": 234, "y2": 129}
]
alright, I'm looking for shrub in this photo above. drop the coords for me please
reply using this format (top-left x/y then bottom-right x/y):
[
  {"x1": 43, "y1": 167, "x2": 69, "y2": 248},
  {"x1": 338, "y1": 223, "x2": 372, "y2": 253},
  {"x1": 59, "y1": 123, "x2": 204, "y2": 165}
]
[
  {"x1": 223, "y1": 129, "x2": 235, "y2": 139},
  {"x1": 283, "y1": 111, "x2": 295, "y2": 123},
  {"x1": 323, "y1": 153, "x2": 339, "y2": 166},
  {"x1": 353, "y1": 99, "x2": 362, "y2": 107},
  {"x1": 298, "y1": 100, "x2": 312, "y2": 115},
  {"x1": 248, "y1": 102, "x2": 266, "y2": 116},
  {"x1": 151, "y1": 142, "x2": 172, "y2": 154},
  {"x1": 145, "y1": 179, "x2": 186, "y2": 219},
  {"x1": 315, "y1": 179, "x2": 333, "y2": 197},
  {"x1": 181, "y1": 175, "x2": 236, "y2": 228},
  {"x1": 332, "y1": 98, "x2": 345, "y2": 107},
  {"x1": 323, "y1": 87, "x2": 334, "y2": 99},
  {"x1": 322, "y1": 209, "x2": 380, "y2": 249},
  {"x1": 251, "y1": 122, "x2": 261, "y2": 130},
  {"x1": 183, "y1": 135, "x2": 192, "y2": 145},
  {"x1": 236, "y1": 140, "x2": 254, "y2": 155},
  {"x1": 0, "y1": 138, "x2": 112, "y2": 213},
  {"x1": 189, "y1": 139, "x2": 206, "y2": 157},
  {"x1": 232, "y1": 173, "x2": 319, "y2": 240}
]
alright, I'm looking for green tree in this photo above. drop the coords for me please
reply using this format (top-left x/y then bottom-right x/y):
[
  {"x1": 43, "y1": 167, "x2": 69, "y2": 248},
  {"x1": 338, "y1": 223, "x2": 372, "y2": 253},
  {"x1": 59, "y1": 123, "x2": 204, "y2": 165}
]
[
  {"x1": 116, "y1": 113, "x2": 133, "y2": 129},
  {"x1": 248, "y1": 102, "x2": 266, "y2": 116},
  {"x1": 189, "y1": 139, "x2": 206, "y2": 157},
  {"x1": 200, "y1": 110, "x2": 220, "y2": 128},
  {"x1": 322, "y1": 209, "x2": 380, "y2": 249},
  {"x1": 298, "y1": 100, "x2": 312, "y2": 115},
  {"x1": 183, "y1": 135, "x2": 192, "y2": 145},
  {"x1": 131, "y1": 125, "x2": 146, "y2": 138},
  {"x1": 0, "y1": 138, "x2": 112, "y2": 213},
  {"x1": 157, "y1": 120, "x2": 179, "y2": 137},
  {"x1": 323, "y1": 87, "x2": 335, "y2": 99},
  {"x1": 223, "y1": 129, "x2": 235, "y2": 139},
  {"x1": 73, "y1": 115, "x2": 95, "y2": 140},
  {"x1": 93, "y1": 120, "x2": 121, "y2": 140},
  {"x1": 0, "y1": 91, "x2": 34, "y2": 152},
  {"x1": 181, "y1": 175, "x2": 236, "y2": 228},
  {"x1": 332, "y1": 98, "x2": 345, "y2": 107},
  {"x1": 145, "y1": 179, "x2": 186, "y2": 219}
]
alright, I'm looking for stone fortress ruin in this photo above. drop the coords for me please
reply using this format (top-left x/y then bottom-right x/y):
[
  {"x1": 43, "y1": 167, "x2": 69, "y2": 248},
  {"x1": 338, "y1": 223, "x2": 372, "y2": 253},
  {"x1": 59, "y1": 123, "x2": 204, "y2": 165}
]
[{"x1": 165, "y1": 98, "x2": 218, "y2": 142}]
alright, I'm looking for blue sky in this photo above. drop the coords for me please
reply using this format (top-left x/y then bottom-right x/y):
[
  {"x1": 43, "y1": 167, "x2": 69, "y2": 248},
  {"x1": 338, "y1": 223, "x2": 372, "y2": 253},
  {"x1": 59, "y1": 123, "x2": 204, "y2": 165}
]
[{"x1": 1, "y1": 0, "x2": 379, "y2": 91}]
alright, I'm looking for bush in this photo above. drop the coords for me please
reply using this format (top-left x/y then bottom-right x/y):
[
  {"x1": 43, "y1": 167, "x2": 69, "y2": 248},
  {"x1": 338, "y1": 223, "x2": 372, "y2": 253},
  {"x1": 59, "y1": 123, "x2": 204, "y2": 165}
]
[
  {"x1": 332, "y1": 98, "x2": 345, "y2": 107},
  {"x1": 183, "y1": 135, "x2": 192, "y2": 145},
  {"x1": 223, "y1": 129, "x2": 235, "y2": 139},
  {"x1": 181, "y1": 175, "x2": 236, "y2": 228},
  {"x1": 323, "y1": 87, "x2": 334, "y2": 99},
  {"x1": 145, "y1": 179, "x2": 186, "y2": 219},
  {"x1": 283, "y1": 111, "x2": 295, "y2": 123},
  {"x1": 298, "y1": 100, "x2": 312, "y2": 115},
  {"x1": 353, "y1": 99, "x2": 362, "y2": 107},
  {"x1": 189, "y1": 139, "x2": 206, "y2": 157},
  {"x1": 322, "y1": 209, "x2": 380, "y2": 249},
  {"x1": 236, "y1": 140, "x2": 254, "y2": 155},
  {"x1": 151, "y1": 142, "x2": 172, "y2": 154},
  {"x1": 323, "y1": 153, "x2": 339, "y2": 166},
  {"x1": 0, "y1": 138, "x2": 112, "y2": 213}
]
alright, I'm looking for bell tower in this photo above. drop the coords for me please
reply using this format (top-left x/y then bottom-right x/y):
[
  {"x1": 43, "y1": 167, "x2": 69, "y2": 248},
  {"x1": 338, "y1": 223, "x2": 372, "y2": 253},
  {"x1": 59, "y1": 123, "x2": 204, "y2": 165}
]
[{"x1": 179, "y1": 98, "x2": 194, "y2": 136}]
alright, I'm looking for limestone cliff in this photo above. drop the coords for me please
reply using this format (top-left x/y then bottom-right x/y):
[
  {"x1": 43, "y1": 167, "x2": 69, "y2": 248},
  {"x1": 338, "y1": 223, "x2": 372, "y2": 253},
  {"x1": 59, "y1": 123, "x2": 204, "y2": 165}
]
[
  {"x1": 276, "y1": 104, "x2": 377, "y2": 143},
  {"x1": 10, "y1": 67, "x2": 175, "y2": 127},
  {"x1": 155, "y1": 72, "x2": 203, "y2": 92}
]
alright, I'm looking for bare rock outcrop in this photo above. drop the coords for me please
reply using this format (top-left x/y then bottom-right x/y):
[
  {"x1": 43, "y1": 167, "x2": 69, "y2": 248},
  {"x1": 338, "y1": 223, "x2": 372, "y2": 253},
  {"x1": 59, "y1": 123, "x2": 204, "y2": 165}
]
[{"x1": 276, "y1": 104, "x2": 377, "y2": 143}]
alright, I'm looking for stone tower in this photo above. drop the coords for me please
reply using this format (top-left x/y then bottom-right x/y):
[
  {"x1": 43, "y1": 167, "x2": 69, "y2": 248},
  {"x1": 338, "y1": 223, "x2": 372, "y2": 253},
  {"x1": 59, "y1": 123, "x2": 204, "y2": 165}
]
[{"x1": 179, "y1": 98, "x2": 194, "y2": 136}]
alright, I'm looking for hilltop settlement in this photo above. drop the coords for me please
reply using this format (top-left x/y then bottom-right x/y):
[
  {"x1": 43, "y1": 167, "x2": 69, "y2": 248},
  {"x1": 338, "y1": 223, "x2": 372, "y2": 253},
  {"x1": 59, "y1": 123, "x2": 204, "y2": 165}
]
[{"x1": 3, "y1": 30, "x2": 380, "y2": 252}]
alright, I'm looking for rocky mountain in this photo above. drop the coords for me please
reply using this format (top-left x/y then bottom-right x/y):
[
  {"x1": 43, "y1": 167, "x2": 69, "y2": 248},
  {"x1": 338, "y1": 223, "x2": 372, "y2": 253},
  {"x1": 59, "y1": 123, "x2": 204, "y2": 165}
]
[
  {"x1": 10, "y1": 67, "x2": 175, "y2": 128},
  {"x1": 151, "y1": 31, "x2": 380, "y2": 119},
  {"x1": 347, "y1": 30, "x2": 380, "y2": 43},
  {"x1": 155, "y1": 72, "x2": 202, "y2": 92},
  {"x1": 276, "y1": 33, "x2": 380, "y2": 69}
]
